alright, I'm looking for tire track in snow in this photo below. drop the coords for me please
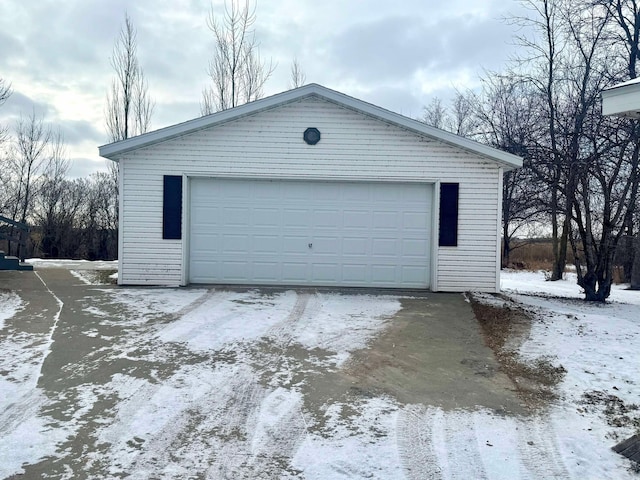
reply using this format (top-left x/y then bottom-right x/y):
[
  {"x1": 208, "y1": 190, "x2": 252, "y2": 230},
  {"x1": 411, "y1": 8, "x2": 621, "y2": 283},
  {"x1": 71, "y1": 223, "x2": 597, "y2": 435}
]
[
  {"x1": 396, "y1": 405, "x2": 442, "y2": 480},
  {"x1": 265, "y1": 291, "x2": 315, "y2": 345},
  {"x1": 434, "y1": 409, "x2": 488, "y2": 480},
  {"x1": 242, "y1": 387, "x2": 308, "y2": 477},
  {"x1": 516, "y1": 417, "x2": 570, "y2": 479},
  {"x1": 170, "y1": 287, "x2": 219, "y2": 320}
]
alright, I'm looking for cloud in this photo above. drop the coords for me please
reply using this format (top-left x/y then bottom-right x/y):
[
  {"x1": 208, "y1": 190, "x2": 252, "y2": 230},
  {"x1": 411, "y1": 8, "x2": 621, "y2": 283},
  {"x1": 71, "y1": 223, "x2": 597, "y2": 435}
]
[
  {"x1": 67, "y1": 157, "x2": 110, "y2": 179},
  {"x1": 57, "y1": 119, "x2": 104, "y2": 146},
  {"x1": 0, "y1": 91, "x2": 55, "y2": 121},
  {"x1": 153, "y1": 100, "x2": 201, "y2": 128},
  {"x1": 326, "y1": 13, "x2": 517, "y2": 89}
]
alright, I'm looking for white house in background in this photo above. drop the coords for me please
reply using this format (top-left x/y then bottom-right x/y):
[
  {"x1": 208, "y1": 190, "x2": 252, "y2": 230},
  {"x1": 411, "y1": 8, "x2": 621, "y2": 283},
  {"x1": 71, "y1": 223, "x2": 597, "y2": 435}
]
[
  {"x1": 602, "y1": 77, "x2": 640, "y2": 118},
  {"x1": 602, "y1": 78, "x2": 640, "y2": 291},
  {"x1": 99, "y1": 84, "x2": 522, "y2": 292}
]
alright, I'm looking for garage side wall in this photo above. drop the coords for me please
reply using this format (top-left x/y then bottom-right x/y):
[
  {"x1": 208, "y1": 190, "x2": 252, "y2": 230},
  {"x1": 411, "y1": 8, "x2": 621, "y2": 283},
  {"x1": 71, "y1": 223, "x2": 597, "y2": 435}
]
[{"x1": 118, "y1": 97, "x2": 502, "y2": 291}]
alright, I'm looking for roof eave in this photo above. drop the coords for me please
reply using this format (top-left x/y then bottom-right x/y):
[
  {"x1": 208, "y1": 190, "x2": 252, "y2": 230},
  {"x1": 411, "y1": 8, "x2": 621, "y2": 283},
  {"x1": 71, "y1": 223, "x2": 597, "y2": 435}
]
[{"x1": 602, "y1": 81, "x2": 640, "y2": 118}]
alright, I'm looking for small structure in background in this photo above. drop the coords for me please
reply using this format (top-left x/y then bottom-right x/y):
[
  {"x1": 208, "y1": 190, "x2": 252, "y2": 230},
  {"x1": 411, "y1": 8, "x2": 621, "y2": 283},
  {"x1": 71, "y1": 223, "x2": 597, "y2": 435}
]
[
  {"x1": 602, "y1": 78, "x2": 640, "y2": 118},
  {"x1": 602, "y1": 79, "x2": 640, "y2": 290},
  {"x1": 0, "y1": 214, "x2": 33, "y2": 270}
]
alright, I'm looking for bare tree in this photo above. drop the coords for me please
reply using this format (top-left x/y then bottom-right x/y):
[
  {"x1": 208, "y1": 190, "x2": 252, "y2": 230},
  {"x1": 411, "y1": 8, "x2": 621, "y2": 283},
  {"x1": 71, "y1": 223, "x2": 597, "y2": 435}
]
[
  {"x1": 201, "y1": 0, "x2": 275, "y2": 114},
  {"x1": 104, "y1": 13, "x2": 153, "y2": 258},
  {"x1": 0, "y1": 78, "x2": 12, "y2": 216},
  {"x1": 421, "y1": 97, "x2": 448, "y2": 130},
  {"x1": 105, "y1": 13, "x2": 154, "y2": 142},
  {"x1": 0, "y1": 78, "x2": 10, "y2": 104},
  {"x1": 2, "y1": 112, "x2": 55, "y2": 257},
  {"x1": 421, "y1": 93, "x2": 476, "y2": 137},
  {"x1": 289, "y1": 57, "x2": 306, "y2": 89},
  {"x1": 469, "y1": 75, "x2": 545, "y2": 266},
  {"x1": 33, "y1": 133, "x2": 85, "y2": 258},
  {"x1": 500, "y1": 0, "x2": 640, "y2": 300},
  {"x1": 510, "y1": 0, "x2": 570, "y2": 281},
  {"x1": 0, "y1": 78, "x2": 11, "y2": 146}
]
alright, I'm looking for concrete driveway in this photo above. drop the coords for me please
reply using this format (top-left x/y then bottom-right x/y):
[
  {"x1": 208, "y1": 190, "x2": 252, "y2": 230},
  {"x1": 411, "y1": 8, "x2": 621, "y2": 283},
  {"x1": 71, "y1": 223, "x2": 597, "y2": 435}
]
[{"x1": 1, "y1": 268, "x2": 531, "y2": 479}]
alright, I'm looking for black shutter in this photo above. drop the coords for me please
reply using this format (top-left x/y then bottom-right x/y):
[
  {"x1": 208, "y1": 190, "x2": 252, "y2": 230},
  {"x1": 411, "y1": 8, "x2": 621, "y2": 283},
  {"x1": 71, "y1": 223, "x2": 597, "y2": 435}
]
[
  {"x1": 439, "y1": 183, "x2": 459, "y2": 247},
  {"x1": 163, "y1": 175, "x2": 182, "y2": 240}
]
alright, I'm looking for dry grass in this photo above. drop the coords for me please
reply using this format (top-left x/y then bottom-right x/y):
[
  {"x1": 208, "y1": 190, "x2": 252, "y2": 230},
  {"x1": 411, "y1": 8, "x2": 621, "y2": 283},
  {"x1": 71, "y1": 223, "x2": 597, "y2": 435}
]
[
  {"x1": 506, "y1": 239, "x2": 629, "y2": 284},
  {"x1": 469, "y1": 294, "x2": 566, "y2": 409},
  {"x1": 506, "y1": 240, "x2": 575, "y2": 271}
]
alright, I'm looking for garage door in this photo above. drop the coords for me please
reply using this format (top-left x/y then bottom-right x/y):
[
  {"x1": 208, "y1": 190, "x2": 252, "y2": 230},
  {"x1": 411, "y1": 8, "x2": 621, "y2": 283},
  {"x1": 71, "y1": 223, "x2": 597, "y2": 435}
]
[{"x1": 188, "y1": 178, "x2": 432, "y2": 288}]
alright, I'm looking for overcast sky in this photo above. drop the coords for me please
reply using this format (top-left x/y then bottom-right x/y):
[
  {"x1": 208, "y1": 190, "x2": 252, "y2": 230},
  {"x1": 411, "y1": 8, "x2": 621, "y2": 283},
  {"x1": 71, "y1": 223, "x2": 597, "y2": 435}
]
[{"x1": 0, "y1": 0, "x2": 528, "y2": 178}]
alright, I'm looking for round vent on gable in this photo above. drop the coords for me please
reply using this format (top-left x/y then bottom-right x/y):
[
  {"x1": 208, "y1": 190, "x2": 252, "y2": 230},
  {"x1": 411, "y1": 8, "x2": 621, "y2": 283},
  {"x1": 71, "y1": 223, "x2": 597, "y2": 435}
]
[{"x1": 303, "y1": 127, "x2": 321, "y2": 145}]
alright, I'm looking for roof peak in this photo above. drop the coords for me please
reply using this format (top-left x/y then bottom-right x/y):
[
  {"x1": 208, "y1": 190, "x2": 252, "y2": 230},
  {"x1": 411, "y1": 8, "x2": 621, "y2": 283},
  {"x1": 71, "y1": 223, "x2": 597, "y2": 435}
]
[{"x1": 99, "y1": 83, "x2": 522, "y2": 170}]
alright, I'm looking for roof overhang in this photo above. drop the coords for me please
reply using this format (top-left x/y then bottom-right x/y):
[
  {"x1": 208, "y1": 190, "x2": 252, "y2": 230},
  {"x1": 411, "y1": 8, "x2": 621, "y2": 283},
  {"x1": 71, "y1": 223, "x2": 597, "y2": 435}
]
[
  {"x1": 99, "y1": 84, "x2": 523, "y2": 170},
  {"x1": 602, "y1": 77, "x2": 640, "y2": 118}
]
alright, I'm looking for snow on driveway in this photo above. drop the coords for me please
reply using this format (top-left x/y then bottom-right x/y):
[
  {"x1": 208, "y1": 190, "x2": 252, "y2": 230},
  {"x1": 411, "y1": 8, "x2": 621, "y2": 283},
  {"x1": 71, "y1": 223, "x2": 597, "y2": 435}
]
[{"x1": 0, "y1": 271, "x2": 639, "y2": 478}]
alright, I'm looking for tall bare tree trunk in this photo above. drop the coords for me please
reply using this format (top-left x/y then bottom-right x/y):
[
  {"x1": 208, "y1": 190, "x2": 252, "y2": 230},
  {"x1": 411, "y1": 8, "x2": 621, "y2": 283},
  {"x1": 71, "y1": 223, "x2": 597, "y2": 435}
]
[{"x1": 632, "y1": 236, "x2": 640, "y2": 289}]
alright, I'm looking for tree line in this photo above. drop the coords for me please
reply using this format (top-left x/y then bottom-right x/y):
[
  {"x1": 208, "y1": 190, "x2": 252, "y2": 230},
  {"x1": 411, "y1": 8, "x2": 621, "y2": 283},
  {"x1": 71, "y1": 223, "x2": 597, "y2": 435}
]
[
  {"x1": 0, "y1": 106, "x2": 118, "y2": 260},
  {"x1": 422, "y1": 0, "x2": 640, "y2": 301}
]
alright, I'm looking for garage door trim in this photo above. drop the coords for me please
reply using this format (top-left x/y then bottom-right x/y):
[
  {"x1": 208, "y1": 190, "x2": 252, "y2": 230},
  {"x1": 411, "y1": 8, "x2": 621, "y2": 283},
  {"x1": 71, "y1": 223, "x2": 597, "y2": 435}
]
[{"x1": 181, "y1": 174, "x2": 438, "y2": 289}]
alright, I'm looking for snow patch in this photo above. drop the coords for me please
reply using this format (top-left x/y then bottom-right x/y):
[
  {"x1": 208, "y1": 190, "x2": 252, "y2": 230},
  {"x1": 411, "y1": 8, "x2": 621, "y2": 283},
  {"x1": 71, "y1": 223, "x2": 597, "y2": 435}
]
[{"x1": 0, "y1": 291, "x2": 23, "y2": 329}]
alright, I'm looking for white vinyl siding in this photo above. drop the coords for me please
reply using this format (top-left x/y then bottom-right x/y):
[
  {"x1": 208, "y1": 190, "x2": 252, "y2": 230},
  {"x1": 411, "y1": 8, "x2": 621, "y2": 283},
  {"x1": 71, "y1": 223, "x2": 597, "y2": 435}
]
[{"x1": 118, "y1": 96, "x2": 501, "y2": 291}]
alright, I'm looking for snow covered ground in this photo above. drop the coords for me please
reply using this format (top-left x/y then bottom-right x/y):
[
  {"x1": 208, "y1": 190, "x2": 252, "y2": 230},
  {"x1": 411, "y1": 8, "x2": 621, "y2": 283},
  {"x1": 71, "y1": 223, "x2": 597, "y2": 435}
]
[
  {"x1": 0, "y1": 268, "x2": 638, "y2": 478},
  {"x1": 500, "y1": 270, "x2": 640, "y2": 478},
  {"x1": 25, "y1": 258, "x2": 118, "y2": 270}
]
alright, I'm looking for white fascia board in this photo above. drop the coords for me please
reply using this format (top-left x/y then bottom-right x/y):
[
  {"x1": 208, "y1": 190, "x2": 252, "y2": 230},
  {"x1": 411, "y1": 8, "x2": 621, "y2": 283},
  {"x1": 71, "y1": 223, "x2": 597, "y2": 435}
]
[
  {"x1": 602, "y1": 81, "x2": 640, "y2": 118},
  {"x1": 98, "y1": 83, "x2": 523, "y2": 169}
]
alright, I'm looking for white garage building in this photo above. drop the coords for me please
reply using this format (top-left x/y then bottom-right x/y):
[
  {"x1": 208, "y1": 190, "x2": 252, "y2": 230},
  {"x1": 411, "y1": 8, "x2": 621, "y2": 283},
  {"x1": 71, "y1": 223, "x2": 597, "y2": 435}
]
[{"x1": 99, "y1": 84, "x2": 522, "y2": 291}]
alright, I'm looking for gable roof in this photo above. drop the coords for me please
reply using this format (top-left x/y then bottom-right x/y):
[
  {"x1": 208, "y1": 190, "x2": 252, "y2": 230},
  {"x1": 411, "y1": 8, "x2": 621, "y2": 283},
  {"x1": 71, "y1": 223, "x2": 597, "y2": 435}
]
[{"x1": 99, "y1": 83, "x2": 522, "y2": 169}]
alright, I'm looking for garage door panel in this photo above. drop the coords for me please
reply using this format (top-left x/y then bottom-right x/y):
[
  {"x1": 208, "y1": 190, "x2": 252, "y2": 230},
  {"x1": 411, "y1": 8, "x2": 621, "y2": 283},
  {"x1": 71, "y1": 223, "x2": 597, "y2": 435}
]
[
  {"x1": 372, "y1": 211, "x2": 398, "y2": 228},
  {"x1": 253, "y1": 235, "x2": 280, "y2": 254},
  {"x1": 231, "y1": 208, "x2": 255, "y2": 225},
  {"x1": 373, "y1": 187, "x2": 402, "y2": 201},
  {"x1": 371, "y1": 265, "x2": 397, "y2": 283},
  {"x1": 312, "y1": 183, "x2": 341, "y2": 200},
  {"x1": 222, "y1": 234, "x2": 249, "y2": 253},
  {"x1": 343, "y1": 237, "x2": 368, "y2": 255},
  {"x1": 282, "y1": 236, "x2": 308, "y2": 254},
  {"x1": 343, "y1": 210, "x2": 371, "y2": 228},
  {"x1": 252, "y1": 181, "x2": 282, "y2": 200},
  {"x1": 312, "y1": 236, "x2": 340, "y2": 254},
  {"x1": 253, "y1": 208, "x2": 281, "y2": 226},
  {"x1": 313, "y1": 209, "x2": 341, "y2": 227},
  {"x1": 219, "y1": 260, "x2": 250, "y2": 280},
  {"x1": 403, "y1": 238, "x2": 428, "y2": 256},
  {"x1": 189, "y1": 178, "x2": 431, "y2": 288},
  {"x1": 402, "y1": 266, "x2": 428, "y2": 283},
  {"x1": 342, "y1": 264, "x2": 367, "y2": 282},
  {"x1": 283, "y1": 209, "x2": 311, "y2": 228},
  {"x1": 282, "y1": 262, "x2": 309, "y2": 281},
  {"x1": 343, "y1": 184, "x2": 371, "y2": 200},
  {"x1": 371, "y1": 238, "x2": 398, "y2": 256},
  {"x1": 282, "y1": 182, "x2": 309, "y2": 200},
  {"x1": 253, "y1": 262, "x2": 281, "y2": 281},
  {"x1": 403, "y1": 212, "x2": 429, "y2": 229},
  {"x1": 312, "y1": 263, "x2": 341, "y2": 281}
]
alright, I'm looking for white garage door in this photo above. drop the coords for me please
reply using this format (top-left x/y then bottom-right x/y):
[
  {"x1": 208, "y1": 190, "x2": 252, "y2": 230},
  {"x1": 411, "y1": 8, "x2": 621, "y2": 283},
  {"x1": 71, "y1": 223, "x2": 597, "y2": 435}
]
[{"x1": 189, "y1": 178, "x2": 432, "y2": 288}]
